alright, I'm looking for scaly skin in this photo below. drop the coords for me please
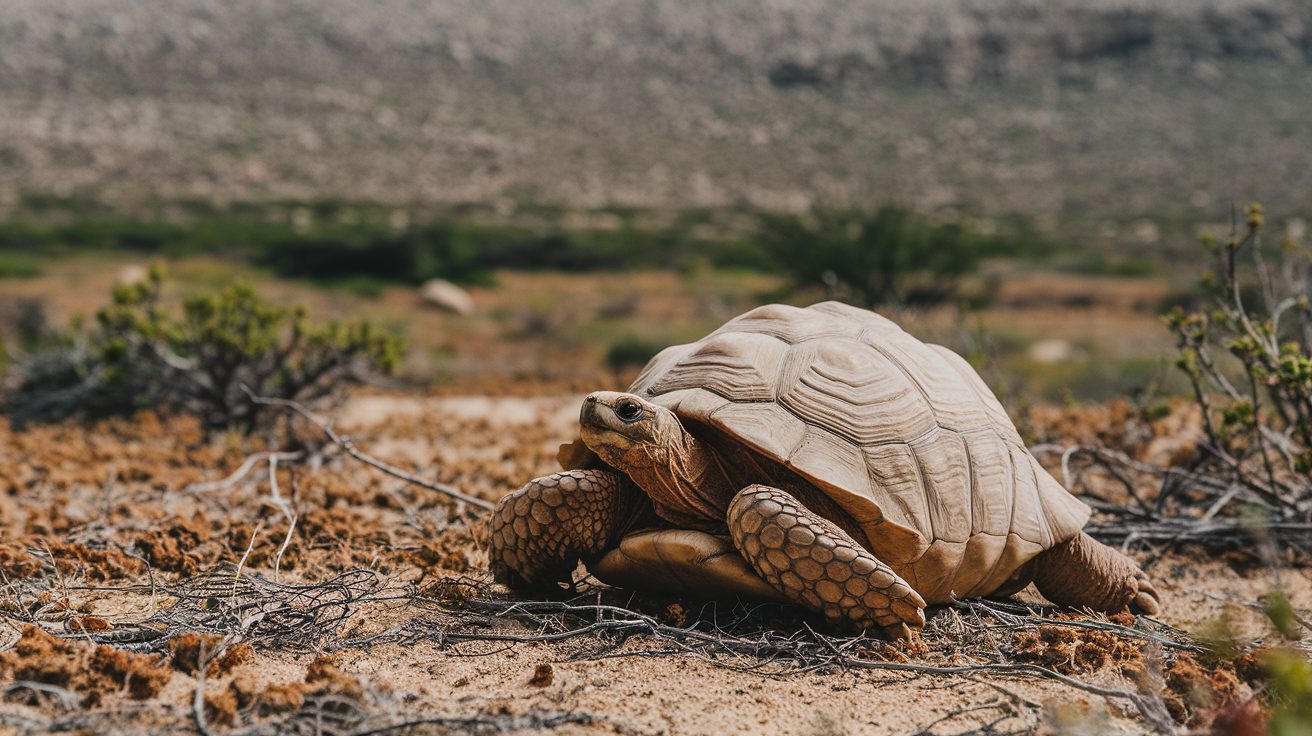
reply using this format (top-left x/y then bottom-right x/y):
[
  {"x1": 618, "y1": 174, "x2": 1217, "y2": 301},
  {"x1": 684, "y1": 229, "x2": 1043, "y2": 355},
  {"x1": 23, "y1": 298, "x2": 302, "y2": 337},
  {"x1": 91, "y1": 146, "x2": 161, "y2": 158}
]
[
  {"x1": 1029, "y1": 532, "x2": 1162, "y2": 615},
  {"x1": 727, "y1": 485, "x2": 926, "y2": 639},
  {"x1": 489, "y1": 469, "x2": 652, "y2": 591}
]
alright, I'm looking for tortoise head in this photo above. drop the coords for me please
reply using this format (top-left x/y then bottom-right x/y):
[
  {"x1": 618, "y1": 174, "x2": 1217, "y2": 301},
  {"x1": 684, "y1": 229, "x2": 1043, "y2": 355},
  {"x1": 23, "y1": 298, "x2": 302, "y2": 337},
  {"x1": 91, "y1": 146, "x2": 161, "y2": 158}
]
[{"x1": 579, "y1": 391, "x2": 682, "y2": 471}]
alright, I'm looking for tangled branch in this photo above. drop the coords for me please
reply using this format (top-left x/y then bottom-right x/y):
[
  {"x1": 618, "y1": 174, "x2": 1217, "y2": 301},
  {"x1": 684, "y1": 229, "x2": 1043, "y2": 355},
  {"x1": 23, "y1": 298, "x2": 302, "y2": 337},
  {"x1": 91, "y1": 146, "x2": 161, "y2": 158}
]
[
  {"x1": 1031, "y1": 443, "x2": 1312, "y2": 558},
  {"x1": 242, "y1": 386, "x2": 495, "y2": 511}
]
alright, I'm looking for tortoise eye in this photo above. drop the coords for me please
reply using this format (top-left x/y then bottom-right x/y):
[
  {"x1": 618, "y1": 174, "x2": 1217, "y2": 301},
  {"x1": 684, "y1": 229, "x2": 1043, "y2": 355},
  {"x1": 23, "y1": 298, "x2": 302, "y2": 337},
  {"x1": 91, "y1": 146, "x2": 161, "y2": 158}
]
[{"x1": 615, "y1": 400, "x2": 643, "y2": 422}]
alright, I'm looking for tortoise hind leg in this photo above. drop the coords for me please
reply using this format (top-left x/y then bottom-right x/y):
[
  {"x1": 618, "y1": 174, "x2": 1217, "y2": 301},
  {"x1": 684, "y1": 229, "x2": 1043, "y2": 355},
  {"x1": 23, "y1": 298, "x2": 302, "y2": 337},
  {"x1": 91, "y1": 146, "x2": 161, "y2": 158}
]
[
  {"x1": 726, "y1": 485, "x2": 926, "y2": 639},
  {"x1": 1030, "y1": 532, "x2": 1162, "y2": 615}
]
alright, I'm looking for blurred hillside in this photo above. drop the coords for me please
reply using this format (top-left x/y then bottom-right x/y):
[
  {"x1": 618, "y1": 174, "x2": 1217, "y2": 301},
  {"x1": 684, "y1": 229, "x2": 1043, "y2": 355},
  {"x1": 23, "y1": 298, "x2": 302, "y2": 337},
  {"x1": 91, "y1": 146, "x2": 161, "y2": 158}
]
[{"x1": 1, "y1": 0, "x2": 1309, "y2": 230}]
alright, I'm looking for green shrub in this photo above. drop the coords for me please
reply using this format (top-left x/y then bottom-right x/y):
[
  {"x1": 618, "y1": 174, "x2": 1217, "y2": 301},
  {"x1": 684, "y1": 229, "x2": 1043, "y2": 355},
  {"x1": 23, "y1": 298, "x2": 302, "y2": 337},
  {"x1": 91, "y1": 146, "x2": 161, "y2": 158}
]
[
  {"x1": 757, "y1": 206, "x2": 1030, "y2": 307},
  {"x1": 0, "y1": 252, "x2": 43, "y2": 278},
  {"x1": 0, "y1": 197, "x2": 1046, "y2": 291},
  {"x1": 2, "y1": 265, "x2": 404, "y2": 432},
  {"x1": 1265, "y1": 649, "x2": 1312, "y2": 736},
  {"x1": 605, "y1": 335, "x2": 667, "y2": 370}
]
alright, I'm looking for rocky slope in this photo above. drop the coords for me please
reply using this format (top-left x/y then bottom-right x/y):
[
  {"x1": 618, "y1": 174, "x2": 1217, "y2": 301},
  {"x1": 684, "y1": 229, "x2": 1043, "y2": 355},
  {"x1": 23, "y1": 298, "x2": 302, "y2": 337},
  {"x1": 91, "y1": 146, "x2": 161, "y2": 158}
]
[{"x1": 1, "y1": 0, "x2": 1308, "y2": 220}]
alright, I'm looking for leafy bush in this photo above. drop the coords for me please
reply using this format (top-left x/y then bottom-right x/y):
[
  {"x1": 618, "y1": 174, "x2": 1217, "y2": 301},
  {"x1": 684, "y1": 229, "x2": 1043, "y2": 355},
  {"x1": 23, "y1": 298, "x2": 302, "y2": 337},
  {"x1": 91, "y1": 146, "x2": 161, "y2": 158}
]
[
  {"x1": 1265, "y1": 649, "x2": 1312, "y2": 736},
  {"x1": 604, "y1": 335, "x2": 667, "y2": 370},
  {"x1": 1, "y1": 197, "x2": 1050, "y2": 292},
  {"x1": 0, "y1": 252, "x2": 43, "y2": 278},
  {"x1": 757, "y1": 206, "x2": 1033, "y2": 307},
  {"x1": 0, "y1": 209, "x2": 741, "y2": 285},
  {"x1": 1164, "y1": 203, "x2": 1312, "y2": 512},
  {"x1": 2, "y1": 266, "x2": 403, "y2": 432}
]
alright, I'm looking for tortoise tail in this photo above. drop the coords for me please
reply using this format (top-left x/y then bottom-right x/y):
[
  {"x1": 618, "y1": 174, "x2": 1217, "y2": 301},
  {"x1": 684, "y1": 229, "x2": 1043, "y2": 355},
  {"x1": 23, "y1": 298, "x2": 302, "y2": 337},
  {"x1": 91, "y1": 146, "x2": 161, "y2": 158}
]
[{"x1": 1030, "y1": 532, "x2": 1162, "y2": 615}]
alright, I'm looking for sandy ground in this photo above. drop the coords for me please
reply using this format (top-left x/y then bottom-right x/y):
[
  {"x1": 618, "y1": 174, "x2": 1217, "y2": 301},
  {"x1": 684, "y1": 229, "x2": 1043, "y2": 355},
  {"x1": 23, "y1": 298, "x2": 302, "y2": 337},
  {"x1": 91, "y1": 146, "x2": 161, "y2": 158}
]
[{"x1": 0, "y1": 392, "x2": 1308, "y2": 735}]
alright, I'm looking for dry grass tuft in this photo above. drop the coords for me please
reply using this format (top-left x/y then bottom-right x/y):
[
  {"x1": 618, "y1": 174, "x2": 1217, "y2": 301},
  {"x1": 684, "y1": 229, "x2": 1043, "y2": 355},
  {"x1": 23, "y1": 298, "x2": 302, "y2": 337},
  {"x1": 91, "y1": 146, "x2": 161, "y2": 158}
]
[{"x1": 0, "y1": 625, "x2": 172, "y2": 706}]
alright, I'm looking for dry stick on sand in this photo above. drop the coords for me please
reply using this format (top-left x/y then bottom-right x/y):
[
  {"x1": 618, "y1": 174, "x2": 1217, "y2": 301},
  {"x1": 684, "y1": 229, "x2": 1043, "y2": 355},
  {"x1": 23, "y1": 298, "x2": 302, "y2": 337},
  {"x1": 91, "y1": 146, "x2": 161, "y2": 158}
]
[
  {"x1": 192, "y1": 636, "x2": 216, "y2": 736},
  {"x1": 372, "y1": 592, "x2": 1179, "y2": 733},
  {"x1": 267, "y1": 455, "x2": 298, "y2": 582},
  {"x1": 1030, "y1": 443, "x2": 1312, "y2": 555},
  {"x1": 179, "y1": 450, "x2": 305, "y2": 495},
  {"x1": 241, "y1": 386, "x2": 494, "y2": 511}
]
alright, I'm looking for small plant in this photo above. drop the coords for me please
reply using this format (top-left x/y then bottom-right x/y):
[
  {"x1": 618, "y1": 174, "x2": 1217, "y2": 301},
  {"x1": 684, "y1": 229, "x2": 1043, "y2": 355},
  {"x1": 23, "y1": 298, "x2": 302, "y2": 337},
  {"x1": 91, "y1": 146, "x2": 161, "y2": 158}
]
[
  {"x1": 604, "y1": 335, "x2": 667, "y2": 370},
  {"x1": 1265, "y1": 649, "x2": 1312, "y2": 736},
  {"x1": 2, "y1": 265, "x2": 403, "y2": 432},
  {"x1": 757, "y1": 206, "x2": 1023, "y2": 308},
  {"x1": 0, "y1": 252, "x2": 44, "y2": 278},
  {"x1": 1164, "y1": 203, "x2": 1312, "y2": 514}
]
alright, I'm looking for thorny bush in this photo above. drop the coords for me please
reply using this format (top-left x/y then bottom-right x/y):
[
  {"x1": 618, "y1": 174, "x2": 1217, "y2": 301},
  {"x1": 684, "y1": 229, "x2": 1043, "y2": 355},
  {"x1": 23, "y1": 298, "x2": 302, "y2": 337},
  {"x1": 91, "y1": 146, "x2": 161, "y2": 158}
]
[
  {"x1": 1165, "y1": 203, "x2": 1312, "y2": 520},
  {"x1": 1, "y1": 264, "x2": 403, "y2": 432}
]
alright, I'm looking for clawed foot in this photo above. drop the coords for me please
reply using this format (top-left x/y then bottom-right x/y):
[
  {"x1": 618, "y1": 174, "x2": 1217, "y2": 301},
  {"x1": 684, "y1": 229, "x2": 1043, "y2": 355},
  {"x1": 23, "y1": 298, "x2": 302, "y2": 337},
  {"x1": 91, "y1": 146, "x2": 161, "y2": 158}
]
[
  {"x1": 1130, "y1": 569, "x2": 1162, "y2": 616},
  {"x1": 490, "y1": 469, "x2": 629, "y2": 592},
  {"x1": 727, "y1": 485, "x2": 926, "y2": 640}
]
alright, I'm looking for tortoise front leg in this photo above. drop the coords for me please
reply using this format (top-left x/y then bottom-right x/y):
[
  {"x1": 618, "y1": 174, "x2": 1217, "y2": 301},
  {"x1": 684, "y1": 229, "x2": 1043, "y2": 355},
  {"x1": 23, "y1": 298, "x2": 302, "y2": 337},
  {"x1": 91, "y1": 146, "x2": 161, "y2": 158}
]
[
  {"x1": 727, "y1": 485, "x2": 927, "y2": 639},
  {"x1": 489, "y1": 469, "x2": 652, "y2": 592}
]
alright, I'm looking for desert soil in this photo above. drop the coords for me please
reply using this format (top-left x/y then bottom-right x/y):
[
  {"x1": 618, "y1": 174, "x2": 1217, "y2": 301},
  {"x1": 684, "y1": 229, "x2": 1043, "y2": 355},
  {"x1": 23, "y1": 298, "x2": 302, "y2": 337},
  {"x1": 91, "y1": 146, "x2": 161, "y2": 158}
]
[{"x1": 0, "y1": 389, "x2": 1308, "y2": 735}]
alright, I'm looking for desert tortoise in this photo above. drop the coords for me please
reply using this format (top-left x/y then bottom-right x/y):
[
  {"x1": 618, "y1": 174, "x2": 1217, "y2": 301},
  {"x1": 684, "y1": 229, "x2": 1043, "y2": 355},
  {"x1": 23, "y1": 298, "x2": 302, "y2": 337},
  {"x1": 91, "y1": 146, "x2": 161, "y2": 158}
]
[{"x1": 490, "y1": 301, "x2": 1161, "y2": 637}]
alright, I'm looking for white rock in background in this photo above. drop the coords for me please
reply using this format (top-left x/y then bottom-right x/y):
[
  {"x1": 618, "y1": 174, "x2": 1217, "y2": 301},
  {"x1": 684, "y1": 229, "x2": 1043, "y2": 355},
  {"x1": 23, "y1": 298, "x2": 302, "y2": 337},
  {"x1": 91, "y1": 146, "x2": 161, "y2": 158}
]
[
  {"x1": 420, "y1": 279, "x2": 475, "y2": 315},
  {"x1": 115, "y1": 264, "x2": 149, "y2": 286},
  {"x1": 1028, "y1": 338, "x2": 1073, "y2": 364}
]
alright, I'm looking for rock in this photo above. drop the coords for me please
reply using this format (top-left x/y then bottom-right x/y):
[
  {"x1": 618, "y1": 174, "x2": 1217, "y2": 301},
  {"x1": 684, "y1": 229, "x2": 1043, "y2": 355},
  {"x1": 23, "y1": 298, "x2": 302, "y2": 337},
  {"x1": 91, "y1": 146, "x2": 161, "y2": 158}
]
[
  {"x1": 115, "y1": 265, "x2": 149, "y2": 286},
  {"x1": 1028, "y1": 338, "x2": 1074, "y2": 364},
  {"x1": 420, "y1": 279, "x2": 474, "y2": 315}
]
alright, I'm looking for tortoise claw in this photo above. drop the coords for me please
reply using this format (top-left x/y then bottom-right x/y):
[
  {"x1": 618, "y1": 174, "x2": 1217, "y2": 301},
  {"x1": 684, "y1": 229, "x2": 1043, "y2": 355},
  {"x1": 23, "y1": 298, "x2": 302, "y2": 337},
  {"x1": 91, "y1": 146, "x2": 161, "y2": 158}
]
[
  {"x1": 1130, "y1": 572, "x2": 1162, "y2": 616},
  {"x1": 885, "y1": 622, "x2": 915, "y2": 641}
]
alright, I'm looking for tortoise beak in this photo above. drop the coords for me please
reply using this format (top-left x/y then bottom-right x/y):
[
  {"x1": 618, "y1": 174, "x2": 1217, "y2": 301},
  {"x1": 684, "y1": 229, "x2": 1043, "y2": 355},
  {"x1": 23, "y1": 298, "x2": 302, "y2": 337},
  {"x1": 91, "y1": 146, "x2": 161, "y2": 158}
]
[
  {"x1": 580, "y1": 392, "x2": 606, "y2": 428},
  {"x1": 580, "y1": 392, "x2": 649, "y2": 453},
  {"x1": 580, "y1": 391, "x2": 628, "y2": 429}
]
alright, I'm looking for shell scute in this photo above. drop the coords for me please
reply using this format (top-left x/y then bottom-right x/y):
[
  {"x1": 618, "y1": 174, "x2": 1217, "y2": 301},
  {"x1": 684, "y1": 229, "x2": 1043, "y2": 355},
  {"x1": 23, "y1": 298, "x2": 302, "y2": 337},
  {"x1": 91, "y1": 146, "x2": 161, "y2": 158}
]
[
  {"x1": 707, "y1": 401, "x2": 808, "y2": 462},
  {"x1": 788, "y1": 426, "x2": 875, "y2": 504},
  {"x1": 650, "y1": 331, "x2": 786, "y2": 402},
  {"x1": 776, "y1": 339, "x2": 935, "y2": 446},
  {"x1": 908, "y1": 427, "x2": 972, "y2": 545},
  {"x1": 961, "y1": 429, "x2": 1015, "y2": 538},
  {"x1": 864, "y1": 333, "x2": 991, "y2": 432},
  {"x1": 931, "y1": 344, "x2": 1022, "y2": 443},
  {"x1": 712, "y1": 303, "x2": 856, "y2": 344},
  {"x1": 862, "y1": 443, "x2": 932, "y2": 541}
]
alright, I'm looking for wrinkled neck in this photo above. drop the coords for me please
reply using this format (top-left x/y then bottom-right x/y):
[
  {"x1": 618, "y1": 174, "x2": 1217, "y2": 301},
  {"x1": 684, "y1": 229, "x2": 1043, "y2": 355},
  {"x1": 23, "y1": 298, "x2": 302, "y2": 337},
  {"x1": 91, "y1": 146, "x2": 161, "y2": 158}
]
[
  {"x1": 627, "y1": 428, "x2": 733, "y2": 527},
  {"x1": 608, "y1": 474, "x2": 663, "y2": 542}
]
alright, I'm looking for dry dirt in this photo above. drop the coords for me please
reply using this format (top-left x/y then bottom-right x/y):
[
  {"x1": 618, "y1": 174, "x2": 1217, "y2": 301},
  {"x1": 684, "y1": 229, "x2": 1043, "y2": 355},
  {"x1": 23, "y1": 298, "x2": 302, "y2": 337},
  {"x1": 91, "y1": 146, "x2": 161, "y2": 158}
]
[{"x1": 1, "y1": 388, "x2": 1309, "y2": 735}]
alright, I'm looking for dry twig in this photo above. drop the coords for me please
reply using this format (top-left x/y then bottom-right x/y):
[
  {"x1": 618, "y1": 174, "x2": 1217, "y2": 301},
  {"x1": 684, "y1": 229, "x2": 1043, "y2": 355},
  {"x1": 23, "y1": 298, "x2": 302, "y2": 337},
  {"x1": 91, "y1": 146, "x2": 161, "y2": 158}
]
[{"x1": 241, "y1": 386, "x2": 494, "y2": 511}]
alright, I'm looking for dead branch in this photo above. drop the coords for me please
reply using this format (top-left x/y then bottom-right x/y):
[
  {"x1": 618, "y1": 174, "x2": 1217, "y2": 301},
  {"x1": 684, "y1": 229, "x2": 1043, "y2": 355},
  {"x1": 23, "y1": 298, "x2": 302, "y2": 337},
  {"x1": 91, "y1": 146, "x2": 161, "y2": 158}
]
[
  {"x1": 268, "y1": 455, "x2": 298, "y2": 582},
  {"x1": 949, "y1": 598, "x2": 1199, "y2": 653},
  {"x1": 180, "y1": 451, "x2": 305, "y2": 495},
  {"x1": 192, "y1": 635, "x2": 215, "y2": 736},
  {"x1": 347, "y1": 710, "x2": 600, "y2": 736},
  {"x1": 1031, "y1": 443, "x2": 1312, "y2": 556},
  {"x1": 241, "y1": 386, "x2": 495, "y2": 511},
  {"x1": 3, "y1": 681, "x2": 78, "y2": 711}
]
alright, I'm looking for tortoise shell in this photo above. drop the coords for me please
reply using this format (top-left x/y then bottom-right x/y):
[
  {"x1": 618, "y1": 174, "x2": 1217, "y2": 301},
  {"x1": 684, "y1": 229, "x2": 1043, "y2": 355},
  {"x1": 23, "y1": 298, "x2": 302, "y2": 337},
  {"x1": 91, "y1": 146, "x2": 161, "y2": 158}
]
[{"x1": 624, "y1": 301, "x2": 1089, "y2": 603}]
